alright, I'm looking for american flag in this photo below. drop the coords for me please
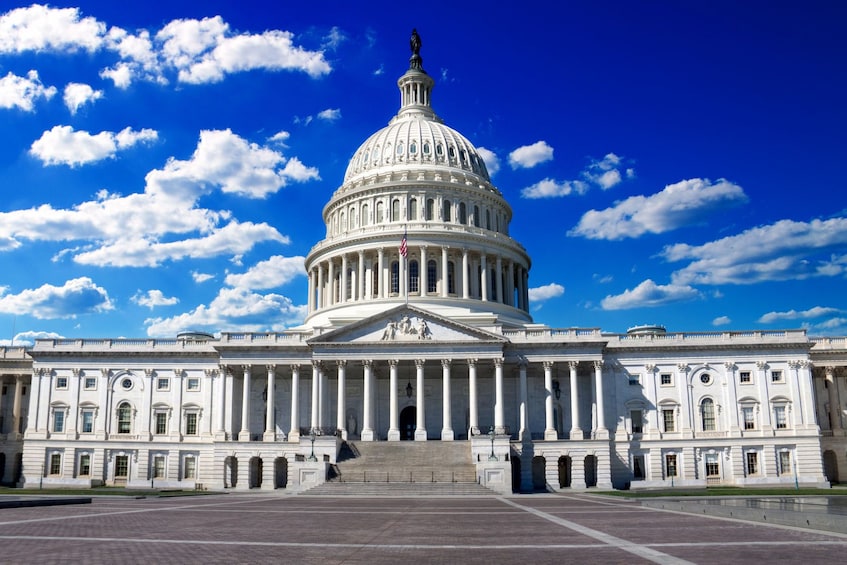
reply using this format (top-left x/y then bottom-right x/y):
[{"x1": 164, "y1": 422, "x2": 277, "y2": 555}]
[{"x1": 399, "y1": 230, "x2": 408, "y2": 258}]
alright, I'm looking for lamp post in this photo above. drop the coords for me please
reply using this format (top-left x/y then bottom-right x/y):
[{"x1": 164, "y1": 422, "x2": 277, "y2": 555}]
[
  {"x1": 488, "y1": 425, "x2": 497, "y2": 461},
  {"x1": 308, "y1": 428, "x2": 317, "y2": 462}
]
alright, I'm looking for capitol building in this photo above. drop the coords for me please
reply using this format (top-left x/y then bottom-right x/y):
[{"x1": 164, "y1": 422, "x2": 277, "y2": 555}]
[{"x1": 1, "y1": 34, "x2": 846, "y2": 493}]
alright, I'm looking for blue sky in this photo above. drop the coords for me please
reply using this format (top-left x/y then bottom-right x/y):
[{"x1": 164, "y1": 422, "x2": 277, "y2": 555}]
[{"x1": 1, "y1": 1, "x2": 846, "y2": 344}]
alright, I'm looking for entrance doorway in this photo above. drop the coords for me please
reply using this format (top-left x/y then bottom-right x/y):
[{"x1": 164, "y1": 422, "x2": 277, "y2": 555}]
[
  {"x1": 399, "y1": 406, "x2": 416, "y2": 440},
  {"x1": 558, "y1": 456, "x2": 572, "y2": 488}
]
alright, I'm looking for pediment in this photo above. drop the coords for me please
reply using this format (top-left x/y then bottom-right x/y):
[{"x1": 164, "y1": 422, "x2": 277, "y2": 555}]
[{"x1": 307, "y1": 305, "x2": 507, "y2": 346}]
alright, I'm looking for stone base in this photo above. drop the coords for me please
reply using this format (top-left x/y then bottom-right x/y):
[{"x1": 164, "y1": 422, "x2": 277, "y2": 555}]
[
  {"x1": 544, "y1": 429, "x2": 558, "y2": 440},
  {"x1": 415, "y1": 429, "x2": 427, "y2": 441},
  {"x1": 288, "y1": 431, "x2": 300, "y2": 443},
  {"x1": 387, "y1": 429, "x2": 400, "y2": 441},
  {"x1": 441, "y1": 429, "x2": 454, "y2": 441},
  {"x1": 361, "y1": 429, "x2": 375, "y2": 441},
  {"x1": 263, "y1": 431, "x2": 276, "y2": 442}
]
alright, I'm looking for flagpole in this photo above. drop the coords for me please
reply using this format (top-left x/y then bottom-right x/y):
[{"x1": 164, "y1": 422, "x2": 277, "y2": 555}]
[{"x1": 404, "y1": 225, "x2": 409, "y2": 307}]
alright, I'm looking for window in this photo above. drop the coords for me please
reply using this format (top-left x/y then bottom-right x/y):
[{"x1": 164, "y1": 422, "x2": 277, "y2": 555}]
[
  {"x1": 409, "y1": 198, "x2": 418, "y2": 221},
  {"x1": 121, "y1": 378, "x2": 133, "y2": 390},
  {"x1": 745, "y1": 452, "x2": 759, "y2": 475},
  {"x1": 81, "y1": 410, "x2": 94, "y2": 433},
  {"x1": 771, "y1": 370, "x2": 784, "y2": 383},
  {"x1": 662, "y1": 409, "x2": 675, "y2": 432},
  {"x1": 459, "y1": 202, "x2": 467, "y2": 224},
  {"x1": 705, "y1": 453, "x2": 720, "y2": 477},
  {"x1": 447, "y1": 261, "x2": 455, "y2": 294},
  {"x1": 157, "y1": 378, "x2": 170, "y2": 391},
  {"x1": 699, "y1": 373, "x2": 712, "y2": 385},
  {"x1": 442, "y1": 200, "x2": 451, "y2": 222},
  {"x1": 427, "y1": 260, "x2": 437, "y2": 293},
  {"x1": 117, "y1": 402, "x2": 132, "y2": 434},
  {"x1": 361, "y1": 204, "x2": 369, "y2": 226},
  {"x1": 473, "y1": 205, "x2": 480, "y2": 227},
  {"x1": 628, "y1": 374, "x2": 640, "y2": 386},
  {"x1": 185, "y1": 413, "x2": 198, "y2": 436},
  {"x1": 376, "y1": 201, "x2": 384, "y2": 223},
  {"x1": 391, "y1": 199, "x2": 400, "y2": 222},
  {"x1": 701, "y1": 398, "x2": 716, "y2": 431},
  {"x1": 155, "y1": 412, "x2": 168, "y2": 435},
  {"x1": 632, "y1": 455, "x2": 645, "y2": 480},
  {"x1": 84, "y1": 377, "x2": 97, "y2": 390},
  {"x1": 115, "y1": 455, "x2": 129, "y2": 478},
  {"x1": 390, "y1": 261, "x2": 399, "y2": 294},
  {"x1": 660, "y1": 373, "x2": 673, "y2": 386},
  {"x1": 409, "y1": 141, "x2": 417, "y2": 155},
  {"x1": 409, "y1": 260, "x2": 419, "y2": 293},
  {"x1": 53, "y1": 410, "x2": 65, "y2": 433},
  {"x1": 778, "y1": 451, "x2": 792, "y2": 475},
  {"x1": 774, "y1": 405, "x2": 787, "y2": 429},
  {"x1": 425, "y1": 198, "x2": 434, "y2": 221},
  {"x1": 630, "y1": 410, "x2": 643, "y2": 434},
  {"x1": 184, "y1": 457, "x2": 197, "y2": 480},
  {"x1": 153, "y1": 456, "x2": 166, "y2": 479},
  {"x1": 49, "y1": 453, "x2": 61, "y2": 475},
  {"x1": 665, "y1": 454, "x2": 678, "y2": 478},
  {"x1": 739, "y1": 371, "x2": 752, "y2": 384},
  {"x1": 187, "y1": 378, "x2": 200, "y2": 391},
  {"x1": 742, "y1": 406, "x2": 755, "y2": 430},
  {"x1": 486, "y1": 210, "x2": 491, "y2": 230},
  {"x1": 56, "y1": 377, "x2": 68, "y2": 390},
  {"x1": 79, "y1": 454, "x2": 91, "y2": 476}
]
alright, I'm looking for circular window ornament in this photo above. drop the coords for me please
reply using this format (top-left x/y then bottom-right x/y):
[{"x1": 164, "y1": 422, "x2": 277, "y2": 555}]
[
  {"x1": 121, "y1": 378, "x2": 133, "y2": 390},
  {"x1": 700, "y1": 373, "x2": 712, "y2": 385}
]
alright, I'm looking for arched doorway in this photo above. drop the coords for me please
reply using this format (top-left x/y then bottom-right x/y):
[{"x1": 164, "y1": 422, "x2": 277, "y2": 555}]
[
  {"x1": 823, "y1": 450, "x2": 839, "y2": 483},
  {"x1": 399, "y1": 406, "x2": 416, "y2": 440},
  {"x1": 511, "y1": 456, "x2": 522, "y2": 493},
  {"x1": 531, "y1": 456, "x2": 546, "y2": 491},
  {"x1": 0, "y1": 453, "x2": 5, "y2": 484},
  {"x1": 224, "y1": 456, "x2": 237, "y2": 488},
  {"x1": 558, "y1": 456, "x2": 572, "y2": 488},
  {"x1": 584, "y1": 455, "x2": 597, "y2": 487},
  {"x1": 14, "y1": 453, "x2": 22, "y2": 484},
  {"x1": 249, "y1": 457, "x2": 263, "y2": 488},
  {"x1": 274, "y1": 457, "x2": 288, "y2": 488}
]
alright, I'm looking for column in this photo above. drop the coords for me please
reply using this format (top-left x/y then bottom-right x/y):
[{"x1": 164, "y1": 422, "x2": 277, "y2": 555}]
[
  {"x1": 569, "y1": 361, "x2": 582, "y2": 439},
  {"x1": 12, "y1": 375, "x2": 24, "y2": 437},
  {"x1": 441, "y1": 359, "x2": 454, "y2": 440},
  {"x1": 216, "y1": 365, "x2": 228, "y2": 439},
  {"x1": 318, "y1": 364, "x2": 327, "y2": 429},
  {"x1": 378, "y1": 248, "x2": 385, "y2": 298},
  {"x1": 757, "y1": 361, "x2": 772, "y2": 429},
  {"x1": 289, "y1": 364, "x2": 300, "y2": 442},
  {"x1": 480, "y1": 254, "x2": 489, "y2": 301},
  {"x1": 310, "y1": 362, "x2": 319, "y2": 432},
  {"x1": 358, "y1": 250, "x2": 365, "y2": 301},
  {"x1": 468, "y1": 359, "x2": 479, "y2": 437},
  {"x1": 335, "y1": 361, "x2": 347, "y2": 439},
  {"x1": 594, "y1": 360, "x2": 608, "y2": 439},
  {"x1": 495, "y1": 256, "x2": 503, "y2": 303},
  {"x1": 787, "y1": 361, "x2": 804, "y2": 428},
  {"x1": 518, "y1": 360, "x2": 528, "y2": 441},
  {"x1": 544, "y1": 361, "x2": 556, "y2": 439},
  {"x1": 799, "y1": 361, "x2": 816, "y2": 427},
  {"x1": 264, "y1": 365, "x2": 276, "y2": 441},
  {"x1": 307, "y1": 269, "x2": 314, "y2": 312},
  {"x1": 415, "y1": 359, "x2": 427, "y2": 440},
  {"x1": 724, "y1": 362, "x2": 740, "y2": 432},
  {"x1": 361, "y1": 360, "x2": 374, "y2": 441},
  {"x1": 494, "y1": 358, "x2": 504, "y2": 433},
  {"x1": 677, "y1": 363, "x2": 692, "y2": 435},
  {"x1": 827, "y1": 366, "x2": 842, "y2": 431},
  {"x1": 316, "y1": 264, "x2": 324, "y2": 309},
  {"x1": 327, "y1": 260, "x2": 335, "y2": 306},
  {"x1": 441, "y1": 246, "x2": 449, "y2": 297},
  {"x1": 240, "y1": 365, "x2": 251, "y2": 441},
  {"x1": 340, "y1": 254, "x2": 348, "y2": 303},
  {"x1": 507, "y1": 261, "x2": 515, "y2": 307},
  {"x1": 388, "y1": 360, "x2": 400, "y2": 440},
  {"x1": 462, "y1": 249, "x2": 470, "y2": 299}
]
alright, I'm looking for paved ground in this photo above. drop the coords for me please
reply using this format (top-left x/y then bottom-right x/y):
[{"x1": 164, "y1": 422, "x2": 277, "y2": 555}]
[{"x1": 1, "y1": 493, "x2": 847, "y2": 564}]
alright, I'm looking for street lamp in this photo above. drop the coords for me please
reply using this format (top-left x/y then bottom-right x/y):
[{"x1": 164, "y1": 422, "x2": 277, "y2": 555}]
[
  {"x1": 488, "y1": 426, "x2": 497, "y2": 461},
  {"x1": 308, "y1": 428, "x2": 317, "y2": 462}
]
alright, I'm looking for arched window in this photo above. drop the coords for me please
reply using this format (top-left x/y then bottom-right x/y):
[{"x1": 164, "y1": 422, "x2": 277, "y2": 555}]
[
  {"x1": 409, "y1": 141, "x2": 417, "y2": 155},
  {"x1": 376, "y1": 201, "x2": 384, "y2": 223},
  {"x1": 117, "y1": 402, "x2": 132, "y2": 434},
  {"x1": 391, "y1": 199, "x2": 400, "y2": 222},
  {"x1": 409, "y1": 260, "x2": 420, "y2": 294},
  {"x1": 361, "y1": 204, "x2": 369, "y2": 226},
  {"x1": 486, "y1": 210, "x2": 491, "y2": 230},
  {"x1": 340, "y1": 211, "x2": 346, "y2": 232},
  {"x1": 447, "y1": 261, "x2": 456, "y2": 294},
  {"x1": 409, "y1": 198, "x2": 418, "y2": 221},
  {"x1": 350, "y1": 206, "x2": 357, "y2": 229},
  {"x1": 425, "y1": 198, "x2": 434, "y2": 221},
  {"x1": 459, "y1": 202, "x2": 467, "y2": 224},
  {"x1": 423, "y1": 142, "x2": 431, "y2": 155},
  {"x1": 442, "y1": 200, "x2": 451, "y2": 222},
  {"x1": 396, "y1": 141, "x2": 404, "y2": 155},
  {"x1": 701, "y1": 398, "x2": 716, "y2": 431},
  {"x1": 473, "y1": 205, "x2": 480, "y2": 227},
  {"x1": 436, "y1": 143, "x2": 443, "y2": 157},
  {"x1": 427, "y1": 260, "x2": 437, "y2": 293},
  {"x1": 373, "y1": 146, "x2": 380, "y2": 162},
  {"x1": 390, "y1": 261, "x2": 399, "y2": 294}
]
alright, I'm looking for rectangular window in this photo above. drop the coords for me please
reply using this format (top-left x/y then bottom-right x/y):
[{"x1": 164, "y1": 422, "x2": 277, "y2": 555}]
[
  {"x1": 53, "y1": 410, "x2": 65, "y2": 433},
  {"x1": 779, "y1": 451, "x2": 792, "y2": 475},
  {"x1": 49, "y1": 453, "x2": 61, "y2": 475},
  {"x1": 185, "y1": 413, "x2": 198, "y2": 436},
  {"x1": 155, "y1": 412, "x2": 168, "y2": 435},
  {"x1": 56, "y1": 377, "x2": 68, "y2": 390},
  {"x1": 705, "y1": 454, "x2": 720, "y2": 477},
  {"x1": 630, "y1": 410, "x2": 643, "y2": 434},
  {"x1": 660, "y1": 373, "x2": 673, "y2": 386},
  {"x1": 774, "y1": 406, "x2": 787, "y2": 429},
  {"x1": 665, "y1": 454, "x2": 678, "y2": 478},
  {"x1": 742, "y1": 407, "x2": 756, "y2": 430},
  {"x1": 633, "y1": 455, "x2": 645, "y2": 480},
  {"x1": 157, "y1": 378, "x2": 170, "y2": 391},
  {"x1": 79, "y1": 453, "x2": 91, "y2": 476},
  {"x1": 771, "y1": 370, "x2": 783, "y2": 383},
  {"x1": 628, "y1": 374, "x2": 640, "y2": 386},
  {"x1": 746, "y1": 452, "x2": 759, "y2": 475},
  {"x1": 662, "y1": 409, "x2": 675, "y2": 432},
  {"x1": 186, "y1": 378, "x2": 200, "y2": 391},
  {"x1": 739, "y1": 371, "x2": 751, "y2": 384},
  {"x1": 115, "y1": 455, "x2": 129, "y2": 478},
  {"x1": 81, "y1": 410, "x2": 94, "y2": 433},
  {"x1": 184, "y1": 457, "x2": 196, "y2": 479},
  {"x1": 84, "y1": 377, "x2": 97, "y2": 390},
  {"x1": 153, "y1": 456, "x2": 165, "y2": 479}
]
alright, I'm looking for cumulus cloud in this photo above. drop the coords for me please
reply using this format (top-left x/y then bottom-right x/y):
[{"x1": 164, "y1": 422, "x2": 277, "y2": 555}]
[
  {"x1": 0, "y1": 330, "x2": 64, "y2": 347},
  {"x1": 712, "y1": 316, "x2": 731, "y2": 326},
  {"x1": 521, "y1": 152, "x2": 634, "y2": 199},
  {"x1": 509, "y1": 140, "x2": 553, "y2": 169},
  {"x1": 665, "y1": 217, "x2": 847, "y2": 286},
  {"x1": 569, "y1": 178, "x2": 747, "y2": 240},
  {"x1": 0, "y1": 4, "x2": 105, "y2": 53},
  {"x1": 192, "y1": 271, "x2": 215, "y2": 283},
  {"x1": 317, "y1": 108, "x2": 341, "y2": 121},
  {"x1": 0, "y1": 70, "x2": 56, "y2": 111},
  {"x1": 0, "y1": 277, "x2": 113, "y2": 319},
  {"x1": 582, "y1": 153, "x2": 633, "y2": 189},
  {"x1": 224, "y1": 255, "x2": 305, "y2": 290},
  {"x1": 521, "y1": 178, "x2": 589, "y2": 199},
  {"x1": 476, "y1": 147, "x2": 500, "y2": 176},
  {"x1": 30, "y1": 125, "x2": 158, "y2": 166},
  {"x1": 757, "y1": 306, "x2": 842, "y2": 324},
  {"x1": 132, "y1": 289, "x2": 179, "y2": 309},
  {"x1": 63, "y1": 82, "x2": 103, "y2": 114},
  {"x1": 528, "y1": 283, "x2": 565, "y2": 303},
  {"x1": 601, "y1": 279, "x2": 701, "y2": 310}
]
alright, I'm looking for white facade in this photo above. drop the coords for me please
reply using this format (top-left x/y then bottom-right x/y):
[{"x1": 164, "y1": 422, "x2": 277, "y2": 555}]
[{"x1": 3, "y1": 35, "x2": 847, "y2": 491}]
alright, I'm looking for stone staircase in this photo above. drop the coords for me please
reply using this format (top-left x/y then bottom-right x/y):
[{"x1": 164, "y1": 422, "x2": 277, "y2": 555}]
[{"x1": 301, "y1": 440, "x2": 496, "y2": 496}]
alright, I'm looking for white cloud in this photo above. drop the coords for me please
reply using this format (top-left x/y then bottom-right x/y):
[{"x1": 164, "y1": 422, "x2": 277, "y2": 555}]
[
  {"x1": 592, "y1": 273, "x2": 613, "y2": 284},
  {"x1": 0, "y1": 70, "x2": 57, "y2": 111},
  {"x1": 132, "y1": 289, "x2": 179, "y2": 309},
  {"x1": 192, "y1": 271, "x2": 215, "y2": 283},
  {"x1": 521, "y1": 152, "x2": 634, "y2": 199},
  {"x1": 322, "y1": 26, "x2": 345, "y2": 50},
  {"x1": 99, "y1": 63, "x2": 133, "y2": 88},
  {"x1": 268, "y1": 130, "x2": 290, "y2": 145},
  {"x1": 476, "y1": 147, "x2": 500, "y2": 176},
  {"x1": 521, "y1": 178, "x2": 589, "y2": 199},
  {"x1": 224, "y1": 255, "x2": 305, "y2": 290},
  {"x1": 30, "y1": 125, "x2": 158, "y2": 167},
  {"x1": 528, "y1": 283, "x2": 565, "y2": 303},
  {"x1": 665, "y1": 217, "x2": 847, "y2": 286},
  {"x1": 712, "y1": 316, "x2": 731, "y2": 326},
  {"x1": 582, "y1": 153, "x2": 630, "y2": 189},
  {"x1": 0, "y1": 330, "x2": 63, "y2": 347},
  {"x1": 0, "y1": 277, "x2": 113, "y2": 319},
  {"x1": 317, "y1": 108, "x2": 341, "y2": 121},
  {"x1": 758, "y1": 306, "x2": 842, "y2": 324},
  {"x1": 63, "y1": 82, "x2": 103, "y2": 114},
  {"x1": 601, "y1": 279, "x2": 700, "y2": 310},
  {"x1": 569, "y1": 178, "x2": 747, "y2": 240},
  {"x1": 509, "y1": 141, "x2": 553, "y2": 169},
  {"x1": 0, "y1": 5, "x2": 106, "y2": 53}
]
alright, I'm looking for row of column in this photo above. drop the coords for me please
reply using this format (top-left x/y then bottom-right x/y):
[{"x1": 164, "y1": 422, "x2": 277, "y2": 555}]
[
  {"x1": 306, "y1": 246, "x2": 530, "y2": 313},
  {"x1": 230, "y1": 359, "x2": 606, "y2": 442},
  {"x1": 1, "y1": 375, "x2": 26, "y2": 436}
]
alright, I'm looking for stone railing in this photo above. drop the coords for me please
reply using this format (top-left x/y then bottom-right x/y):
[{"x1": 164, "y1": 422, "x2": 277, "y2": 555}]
[
  {"x1": 33, "y1": 339, "x2": 217, "y2": 352},
  {"x1": 810, "y1": 337, "x2": 847, "y2": 351}
]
